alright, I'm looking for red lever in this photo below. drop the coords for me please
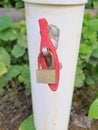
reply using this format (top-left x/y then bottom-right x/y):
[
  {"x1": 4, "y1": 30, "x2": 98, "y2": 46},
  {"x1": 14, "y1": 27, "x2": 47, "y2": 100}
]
[{"x1": 38, "y1": 18, "x2": 60, "y2": 91}]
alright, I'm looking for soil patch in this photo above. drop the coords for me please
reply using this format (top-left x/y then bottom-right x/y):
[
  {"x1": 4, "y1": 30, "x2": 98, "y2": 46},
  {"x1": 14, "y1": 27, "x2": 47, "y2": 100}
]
[{"x1": 0, "y1": 83, "x2": 32, "y2": 130}]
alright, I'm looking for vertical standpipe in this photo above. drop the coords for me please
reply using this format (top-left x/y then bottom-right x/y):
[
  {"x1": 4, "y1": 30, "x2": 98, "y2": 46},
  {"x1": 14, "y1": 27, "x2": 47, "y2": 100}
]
[{"x1": 23, "y1": 0, "x2": 88, "y2": 130}]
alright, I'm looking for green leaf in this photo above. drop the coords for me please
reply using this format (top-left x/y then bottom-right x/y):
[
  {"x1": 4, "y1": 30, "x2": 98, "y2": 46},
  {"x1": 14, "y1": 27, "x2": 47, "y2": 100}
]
[
  {"x1": 4, "y1": 3, "x2": 12, "y2": 9},
  {"x1": 0, "y1": 63, "x2": 7, "y2": 77},
  {"x1": 89, "y1": 58, "x2": 97, "y2": 67},
  {"x1": 21, "y1": 65, "x2": 30, "y2": 87},
  {"x1": 0, "y1": 47, "x2": 10, "y2": 66},
  {"x1": 85, "y1": 0, "x2": 92, "y2": 8},
  {"x1": 19, "y1": 20, "x2": 26, "y2": 26},
  {"x1": 89, "y1": 19, "x2": 98, "y2": 32},
  {"x1": 20, "y1": 65, "x2": 31, "y2": 95},
  {"x1": 12, "y1": 44, "x2": 25, "y2": 58},
  {"x1": 0, "y1": 28, "x2": 17, "y2": 41},
  {"x1": 88, "y1": 98, "x2": 98, "y2": 119},
  {"x1": 92, "y1": 47, "x2": 98, "y2": 58},
  {"x1": 15, "y1": 1, "x2": 24, "y2": 8},
  {"x1": 19, "y1": 115, "x2": 36, "y2": 130},
  {"x1": 74, "y1": 66, "x2": 85, "y2": 88},
  {"x1": 0, "y1": 16, "x2": 13, "y2": 31},
  {"x1": 82, "y1": 26, "x2": 97, "y2": 42},
  {"x1": 93, "y1": 1, "x2": 98, "y2": 9},
  {"x1": 82, "y1": 18, "x2": 98, "y2": 43},
  {"x1": 79, "y1": 43, "x2": 92, "y2": 62},
  {"x1": 17, "y1": 35, "x2": 27, "y2": 48},
  {"x1": 18, "y1": 75, "x2": 24, "y2": 83},
  {"x1": 88, "y1": 33, "x2": 97, "y2": 43},
  {"x1": 83, "y1": 13, "x2": 91, "y2": 26},
  {"x1": 85, "y1": 76, "x2": 95, "y2": 88},
  {"x1": 92, "y1": 66, "x2": 98, "y2": 81},
  {"x1": 91, "y1": 41, "x2": 98, "y2": 50},
  {"x1": 82, "y1": 26, "x2": 92, "y2": 38},
  {"x1": 0, "y1": 77, "x2": 8, "y2": 87},
  {"x1": 5, "y1": 65, "x2": 21, "y2": 81}
]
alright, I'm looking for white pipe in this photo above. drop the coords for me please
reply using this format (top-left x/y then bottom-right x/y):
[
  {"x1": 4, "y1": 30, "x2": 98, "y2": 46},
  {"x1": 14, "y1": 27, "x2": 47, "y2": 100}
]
[
  {"x1": 23, "y1": 0, "x2": 88, "y2": 5},
  {"x1": 23, "y1": 1, "x2": 87, "y2": 130}
]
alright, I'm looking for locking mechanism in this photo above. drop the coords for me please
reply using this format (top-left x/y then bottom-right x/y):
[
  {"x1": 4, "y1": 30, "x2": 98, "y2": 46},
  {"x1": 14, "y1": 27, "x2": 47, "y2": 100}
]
[
  {"x1": 37, "y1": 18, "x2": 60, "y2": 91},
  {"x1": 36, "y1": 49, "x2": 56, "y2": 84}
]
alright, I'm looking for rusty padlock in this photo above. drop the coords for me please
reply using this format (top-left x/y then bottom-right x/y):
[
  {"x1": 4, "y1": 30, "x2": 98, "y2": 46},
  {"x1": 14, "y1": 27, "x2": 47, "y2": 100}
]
[{"x1": 36, "y1": 51, "x2": 56, "y2": 84}]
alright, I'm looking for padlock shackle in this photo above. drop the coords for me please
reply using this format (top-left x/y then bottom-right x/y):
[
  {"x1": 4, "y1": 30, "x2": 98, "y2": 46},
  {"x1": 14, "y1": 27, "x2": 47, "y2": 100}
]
[{"x1": 38, "y1": 50, "x2": 54, "y2": 69}]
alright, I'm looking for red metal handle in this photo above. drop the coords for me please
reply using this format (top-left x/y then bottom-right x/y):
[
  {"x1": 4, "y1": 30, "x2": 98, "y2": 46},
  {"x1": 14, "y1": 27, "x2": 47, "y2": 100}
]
[{"x1": 38, "y1": 18, "x2": 60, "y2": 91}]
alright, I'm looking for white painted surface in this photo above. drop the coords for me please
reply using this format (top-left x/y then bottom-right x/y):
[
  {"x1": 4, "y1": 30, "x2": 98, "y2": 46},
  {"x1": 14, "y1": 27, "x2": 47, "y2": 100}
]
[
  {"x1": 23, "y1": 0, "x2": 87, "y2": 5},
  {"x1": 24, "y1": 3, "x2": 86, "y2": 130}
]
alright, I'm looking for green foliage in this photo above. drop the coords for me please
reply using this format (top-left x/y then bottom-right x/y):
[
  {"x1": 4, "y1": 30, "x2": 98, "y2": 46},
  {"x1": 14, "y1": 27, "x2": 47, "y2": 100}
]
[
  {"x1": 74, "y1": 13, "x2": 98, "y2": 118},
  {"x1": 0, "y1": 0, "x2": 24, "y2": 9},
  {"x1": 19, "y1": 115, "x2": 36, "y2": 130},
  {"x1": 12, "y1": 44, "x2": 25, "y2": 58},
  {"x1": 74, "y1": 13, "x2": 98, "y2": 89},
  {"x1": 86, "y1": 0, "x2": 98, "y2": 9},
  {"x1": 74, "y1": 67, "x2": 85, "y2": 88},
  {"x1": 0, "y1": 16, "x2": 30, "y2": 95},
  {"x1": 5, "y1": 65, "x2": 21, "y2": 80},
  {"x1": 19, "y1": 65, "x2": 31, "y2": 95},
  {"x1": 88, "y1": 98, "x2": 98, "y2": 119},
  {"x1": 0, "y1": 16, "x2": 13, "y2": 31},
  {"x1": 0, "y1": 77, "x2": 8, "y2": 90},
  {"x1": 0, "y1": 63, "x2": 7, "y2": 77},
  {"x1": 0, "y1": 47, "x2": 11, "y2": 65}
]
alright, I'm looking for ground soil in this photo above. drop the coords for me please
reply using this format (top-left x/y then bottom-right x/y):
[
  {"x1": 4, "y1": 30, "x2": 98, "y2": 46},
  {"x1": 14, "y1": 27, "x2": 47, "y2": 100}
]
[
  {"x1": 69, "y1": 87, "x2": 98, "y2": 130},
  {"x1": 0, "y1": 83, "x2": 32, "y2": 130},
  {"x1": 0, "y1": 84, "x2": 98, "y2": 130}
]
